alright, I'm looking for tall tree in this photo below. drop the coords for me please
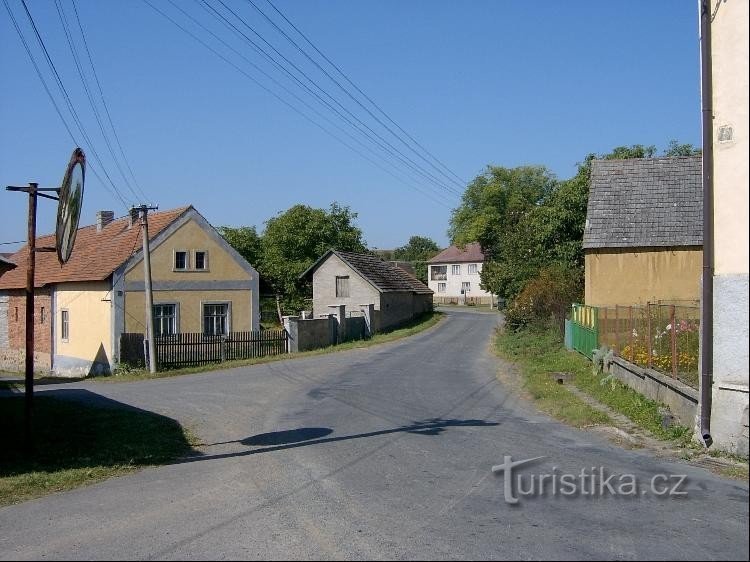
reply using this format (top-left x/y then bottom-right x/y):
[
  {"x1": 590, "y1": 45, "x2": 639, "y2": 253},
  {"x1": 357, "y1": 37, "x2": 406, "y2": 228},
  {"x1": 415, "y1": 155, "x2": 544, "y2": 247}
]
[
  {"x1": 393, "y1": 236, "x2": 440, "y2": 283},
  {"x1": 663, "y1": 139, "x2": 701, "y2": 157},
  {"x1": 217, "y1": 226, "x2": 262, "y2": 267},
  {"x1": 260, "y1": 202, "x2": 367, "y2": 316}
]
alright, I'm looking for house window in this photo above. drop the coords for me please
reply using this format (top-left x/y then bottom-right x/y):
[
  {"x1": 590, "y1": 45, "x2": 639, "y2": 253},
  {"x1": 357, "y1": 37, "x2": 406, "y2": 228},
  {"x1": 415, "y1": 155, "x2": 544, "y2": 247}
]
[
  {"x1": 174, "y1": 251, "x2": 188, "y2": 270},
  {"x1": 437, "y1": 283, "x2": 446, "y2": 293},
  {"x1": 61, "y1": 309, "x2": 70, "y2": 341},
  {"x1": 14, "y1": 307, "x2": 18, "y2": 322},
  {"x1": 336, "y1": 276, "x2": 350, "y2": 298},
  {"x1": 461, "y1": 282, "x2": 471, "y2": 294},
  {"x1": 452, "y1": 265, "x2": 461, "y2": 276},
  {"x1": 431, "y1": 265, "x2": 447, "y2": 281},
  {"x1": 153, "y1": 304, "x2": 177, "y2": 337},
  {"x1": 203, "y1": 303, "x2": 229, "y2": 336},
  {"x1": 194, "y1": 251, "x2": 208, "y2": 270},
  {"x1": 40, "y1": 306, "x2": 45, "y2": 324},
  {"x1": 468, "y1": 263, "x2": 478, "y2": 275}
]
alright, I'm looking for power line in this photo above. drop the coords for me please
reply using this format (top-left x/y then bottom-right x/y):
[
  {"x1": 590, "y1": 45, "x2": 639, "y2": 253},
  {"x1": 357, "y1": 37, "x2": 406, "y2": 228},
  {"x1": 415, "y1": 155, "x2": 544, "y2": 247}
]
[
  {"x1": 255, "y1": 0, "x2": 466, "y2": 190},
  {"x1": 204, "y1": 0, "x2": 461, "y2": 199},
  {"x1": 18, "y1": 0, "x2": 133, "y2": 209},
  {"x1": 53, "y1": 0, "x2": 145, "y2": 203},
  {"x1": 140, "y1": 0, "x2": 455, "y2": 208},
  {"x1": 162, "y1": 0, "x2": 454, "y2": 207},
  {"x1": 69, "y1": 0, "x2": 147, "y2": 201},
  {"x1": 3, "y1": 0, "x2": 130, "y2": 209}
]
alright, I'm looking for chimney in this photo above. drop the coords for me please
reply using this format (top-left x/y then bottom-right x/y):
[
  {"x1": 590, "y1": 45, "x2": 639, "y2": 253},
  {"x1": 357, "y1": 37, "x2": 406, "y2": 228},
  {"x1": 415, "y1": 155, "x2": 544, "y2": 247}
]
[
  {"x1": 128, "y1": 207, "x2": 140, "y2": 228},
  {"x1": 96, "y1": 210, "x2": 115, "y2": 232}
]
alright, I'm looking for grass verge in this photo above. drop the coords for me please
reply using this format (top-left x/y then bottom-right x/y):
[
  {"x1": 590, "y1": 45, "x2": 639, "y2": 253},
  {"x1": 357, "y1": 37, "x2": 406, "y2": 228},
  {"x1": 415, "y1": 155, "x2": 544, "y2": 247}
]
[
  {"x1": 101, "y1": 310, "x2": 443, "y2": 383},
  {"x1": 495, "y1": 326, "x2": 692, "y2": 443},
  {"x1": 0, "y1": 394, "x2": 196, "y2": 507}
]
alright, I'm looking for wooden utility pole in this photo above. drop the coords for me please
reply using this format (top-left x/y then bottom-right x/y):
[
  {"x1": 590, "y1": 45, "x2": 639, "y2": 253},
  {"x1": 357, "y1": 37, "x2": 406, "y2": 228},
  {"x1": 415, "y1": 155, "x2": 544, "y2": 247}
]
[
  {"x1": 24, "y1": 184, "x2": 38, "y2": 447},
  {"x1": 136, "y1": 205, "x2": 159, "y2": 373}
]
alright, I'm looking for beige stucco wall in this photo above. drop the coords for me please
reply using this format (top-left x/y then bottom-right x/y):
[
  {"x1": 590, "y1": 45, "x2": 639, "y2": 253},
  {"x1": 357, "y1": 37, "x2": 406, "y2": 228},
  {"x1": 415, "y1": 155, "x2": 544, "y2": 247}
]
[
  {"x1": 124, "y1": 289, "x2": 253, "y2": 333},
  {"x1": 584, "y1": 247, "x2": 702, "y2": 306},
  {"x1": 125, "y1": 219, "x2": 252, "y2": 285},
  {"x1": 54, "y1": 281, "x2": 113, "y2": 376},
  {"x1": 712, "y1": 0, "x2": 749, "y2": 276},
  {"x1": 707, "y1": 1, "x2": 749, "y2": 455}
]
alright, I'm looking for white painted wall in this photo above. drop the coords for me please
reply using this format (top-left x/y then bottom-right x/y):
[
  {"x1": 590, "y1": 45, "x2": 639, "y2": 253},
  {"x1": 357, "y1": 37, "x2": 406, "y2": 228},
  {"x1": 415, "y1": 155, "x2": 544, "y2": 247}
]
[{"x1": 427, "y1": 262, "x2": 492, "y2": 299}]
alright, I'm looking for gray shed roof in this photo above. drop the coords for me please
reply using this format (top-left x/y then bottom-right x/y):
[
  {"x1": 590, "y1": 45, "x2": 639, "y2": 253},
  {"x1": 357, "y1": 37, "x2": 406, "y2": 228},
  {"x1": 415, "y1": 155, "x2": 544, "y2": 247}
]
[
  {"x1": 583, "y1": 156, "x2": 703, "y2": 249},
  {"x1": 302, "y1": 250, "x2": 433, "y2": 295}
]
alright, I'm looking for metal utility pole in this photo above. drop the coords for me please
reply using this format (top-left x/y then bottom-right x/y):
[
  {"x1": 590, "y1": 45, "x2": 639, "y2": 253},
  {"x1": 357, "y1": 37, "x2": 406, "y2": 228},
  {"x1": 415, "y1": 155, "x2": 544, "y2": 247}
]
[{"x1": 136, "y1": 205, "x2": 159, "y2": 374}]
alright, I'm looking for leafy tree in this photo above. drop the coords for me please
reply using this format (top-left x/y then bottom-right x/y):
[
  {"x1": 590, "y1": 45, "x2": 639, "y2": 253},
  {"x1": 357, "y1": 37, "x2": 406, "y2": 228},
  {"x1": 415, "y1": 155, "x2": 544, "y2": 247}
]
[
  {"x1": 663, "y1": 139, "x2": 701, "y2": 157},
  {"x1": 260, "y1": 202, "x2": 367, "y2": 315},
  {"x1": 393, "y1": 236, "x2": 440, "y2": 283},
  {"x1": 217, "y1": 226, "x2": 262, "y2": 267}
]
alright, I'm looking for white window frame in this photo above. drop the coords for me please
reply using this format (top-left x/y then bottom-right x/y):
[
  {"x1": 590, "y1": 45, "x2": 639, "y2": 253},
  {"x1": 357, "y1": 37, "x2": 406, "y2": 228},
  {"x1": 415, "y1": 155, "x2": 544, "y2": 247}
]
[
  {"x1": 468, "y1": 263, "x2": 478, "y2": 275},
  {"x1": 153, "y1": 303, "x2": 179, "y2": 337},
  {"x1": 194, "y1": 250, "x2": 209, "y2": 271},
  {"x1": 61, "y1": 309, "x2": 70, "y2": 342},
  {"x1": 431, "y1": 265, "x2": 447, "y2": 281},
  {"x1": 461, "y1": 282, "x2": 471, "y2": 294},
  {"x1": 174, "y1": 249, "x2": 190, "y2": 271},
  {"x1": 452, "y1": 264, "x2": 461, "y2": 276},
  {"x1": 437, "y1": 282, "x2": 447, "y2": 293},
  {"x1": 202, "y1": 301, "x2": 231, "y2": 336}
]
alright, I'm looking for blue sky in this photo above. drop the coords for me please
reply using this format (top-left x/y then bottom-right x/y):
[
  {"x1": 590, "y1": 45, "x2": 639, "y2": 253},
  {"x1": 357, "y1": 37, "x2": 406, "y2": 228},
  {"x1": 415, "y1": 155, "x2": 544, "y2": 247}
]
[{"x1": 1, "y1": 0, "x2": 701, "y2": 253}]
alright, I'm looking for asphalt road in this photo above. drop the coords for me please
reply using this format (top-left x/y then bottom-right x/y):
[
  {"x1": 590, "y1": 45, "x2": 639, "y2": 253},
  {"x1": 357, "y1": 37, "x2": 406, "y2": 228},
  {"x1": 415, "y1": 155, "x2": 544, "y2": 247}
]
[{"x1": 1, "y1": 308, "x2": 748, "y2": 560}]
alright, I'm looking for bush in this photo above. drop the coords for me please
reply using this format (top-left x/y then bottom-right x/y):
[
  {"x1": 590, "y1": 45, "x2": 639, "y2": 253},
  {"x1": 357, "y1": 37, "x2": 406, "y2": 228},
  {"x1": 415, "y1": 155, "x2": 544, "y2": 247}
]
[{"x1": 504, "y1": 265, "x2": 582, "y2": 334}]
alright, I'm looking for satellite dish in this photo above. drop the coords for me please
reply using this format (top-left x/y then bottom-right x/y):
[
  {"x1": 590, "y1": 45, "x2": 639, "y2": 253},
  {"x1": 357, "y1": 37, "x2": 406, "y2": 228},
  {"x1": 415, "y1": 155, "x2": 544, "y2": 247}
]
[{"x1": 56, "y1": 148, "x2": 86, "y2": 264}]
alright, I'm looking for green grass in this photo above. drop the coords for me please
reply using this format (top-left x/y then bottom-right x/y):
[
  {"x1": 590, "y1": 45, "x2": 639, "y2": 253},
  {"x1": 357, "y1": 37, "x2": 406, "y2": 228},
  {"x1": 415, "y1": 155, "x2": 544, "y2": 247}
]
[
  {"x1": 496, "y1": 327, "x2": 692, "y2": 442},
  {"x1": 102, "y1": 311, "x2": 444, "y2": 382},
  {"x1": 0, "y1": 394, "x2": 196, "y2": 506}
]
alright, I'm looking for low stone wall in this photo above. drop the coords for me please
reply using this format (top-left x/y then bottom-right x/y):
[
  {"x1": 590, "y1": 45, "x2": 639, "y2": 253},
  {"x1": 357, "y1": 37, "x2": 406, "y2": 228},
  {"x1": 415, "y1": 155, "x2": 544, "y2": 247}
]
[
  {"x1": 0, "y1": 348, "x2": 51, "y2": 374},
  {"x1": 609, "y1": 356, "x2": 698, "y2": 428}
]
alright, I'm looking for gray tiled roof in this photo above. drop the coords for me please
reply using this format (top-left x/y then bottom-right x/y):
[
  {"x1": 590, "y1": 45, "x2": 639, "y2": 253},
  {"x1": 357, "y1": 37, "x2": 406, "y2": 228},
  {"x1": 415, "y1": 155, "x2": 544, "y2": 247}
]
[
  {"x1": 583, "y1": 156, "x2": 703, "y2": 249},
  {"x1": 336, "y1": 251, "x2": 433, "y2": 294},
  {"x1": 301, "y1": 250, "x2": 433, "y2": 294}
]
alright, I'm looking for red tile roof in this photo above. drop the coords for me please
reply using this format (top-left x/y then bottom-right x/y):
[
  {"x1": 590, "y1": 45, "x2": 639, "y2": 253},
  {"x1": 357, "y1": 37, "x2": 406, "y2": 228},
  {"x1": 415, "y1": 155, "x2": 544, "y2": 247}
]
[
  {"x1": 427, "y1": 242, "x2": 485, "y2": 264},
  {"x1": 0, "y1": 207, "x2": 190, "y2": 290}
]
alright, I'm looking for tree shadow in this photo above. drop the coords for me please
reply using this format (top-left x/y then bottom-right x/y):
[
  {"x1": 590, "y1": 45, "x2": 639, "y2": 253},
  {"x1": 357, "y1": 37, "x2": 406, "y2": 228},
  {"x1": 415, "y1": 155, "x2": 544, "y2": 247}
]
[
  {"x1": 190, "y1": 418, "x2": 500, "y2": 464},
  {"x1": 0, "y1": 389, "x2": 194, "y2": 477}
]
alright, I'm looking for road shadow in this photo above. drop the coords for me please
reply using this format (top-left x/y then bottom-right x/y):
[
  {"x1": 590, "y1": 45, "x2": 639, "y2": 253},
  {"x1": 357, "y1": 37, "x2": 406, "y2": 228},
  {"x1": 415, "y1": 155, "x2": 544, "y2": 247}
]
[{"x1": 189, "y1": 418, "x2": 500, "y2": 464}]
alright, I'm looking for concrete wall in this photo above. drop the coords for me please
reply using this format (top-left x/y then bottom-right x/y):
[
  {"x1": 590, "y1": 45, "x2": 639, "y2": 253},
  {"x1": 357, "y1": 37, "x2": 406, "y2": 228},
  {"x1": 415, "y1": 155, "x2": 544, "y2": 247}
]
[
  {"x1": 708, "y1": 0, "x2": 749, "y2": 456},
  {"x1": 609, "y1": 356, "x2": 698, "y2": 429},
  {"x1": 585, "y1": 247, "x2": 702, "y2": 307},
  {"x1": 311, "y1": 253, "x2": 380, "y2": 318},
  {"x1": 54, "y1": 281, "x2": 113, "y2": 377},
  {"x1": 379, "y1": 292, "x2": 432, "y2": 332},
  {"x1": 285, "y1": 316, "x2": 336, "y2": 353},
  {"x1": 428, "y1": 262, "x2": 493, "y2": 299}
]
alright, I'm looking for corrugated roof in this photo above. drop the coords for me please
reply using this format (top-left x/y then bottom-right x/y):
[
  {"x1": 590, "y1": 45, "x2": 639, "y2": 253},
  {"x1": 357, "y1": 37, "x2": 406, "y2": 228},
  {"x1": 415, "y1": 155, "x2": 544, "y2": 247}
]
[
  {"x1": 0, "y1": 207, "x2": 189, "y2": 289},
  {"x1": 427, "y1": 242, "x2": 485, "y2": 264},
  {"x1": 583, "y1": 156, "x2": 703, "y2": 249},
  {"x1": 303, "y1": 250, "x2": 433, "y2": 294}
]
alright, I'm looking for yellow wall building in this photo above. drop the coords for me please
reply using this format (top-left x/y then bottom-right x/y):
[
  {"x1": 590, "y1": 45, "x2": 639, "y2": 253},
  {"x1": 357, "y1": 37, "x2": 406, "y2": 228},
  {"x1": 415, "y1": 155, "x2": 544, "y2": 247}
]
[
  {"x1": 583, "y1": 156, "x2": 703, "y2": 308},
  {"x1": 0, "y1": 206, "x2": 260, "y2": 377}
]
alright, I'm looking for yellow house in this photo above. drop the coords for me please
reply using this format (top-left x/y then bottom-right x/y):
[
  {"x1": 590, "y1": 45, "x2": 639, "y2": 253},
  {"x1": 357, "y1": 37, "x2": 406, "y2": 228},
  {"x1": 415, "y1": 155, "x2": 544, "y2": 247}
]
[
  {"x1": 0, "y1": 206, "x2": 259, "y2": 376},
  {"x1": 583, "y1": 156, "x2": 702, "y2": 307}
]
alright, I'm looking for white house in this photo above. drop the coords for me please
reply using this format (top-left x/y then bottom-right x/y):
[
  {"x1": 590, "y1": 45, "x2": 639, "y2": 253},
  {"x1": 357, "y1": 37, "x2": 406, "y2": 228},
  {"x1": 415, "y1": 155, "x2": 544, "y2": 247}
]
[{"x1": 427, "y1": 243, "x2": 494, "y2": 305}]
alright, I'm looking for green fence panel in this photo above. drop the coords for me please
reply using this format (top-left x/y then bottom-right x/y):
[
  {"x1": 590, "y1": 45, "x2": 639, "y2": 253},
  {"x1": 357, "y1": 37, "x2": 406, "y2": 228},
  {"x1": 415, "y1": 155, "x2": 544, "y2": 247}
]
[{"x1": 571, "y1": 304, "x2": 599, "y2": 359}]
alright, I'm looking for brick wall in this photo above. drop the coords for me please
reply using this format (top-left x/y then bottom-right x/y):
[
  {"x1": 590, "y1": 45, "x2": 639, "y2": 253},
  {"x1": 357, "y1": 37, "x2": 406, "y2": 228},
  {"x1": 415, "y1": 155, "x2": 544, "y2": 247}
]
[{"x1": 0, "y1": 289, "x2": 52, "y2": 373}]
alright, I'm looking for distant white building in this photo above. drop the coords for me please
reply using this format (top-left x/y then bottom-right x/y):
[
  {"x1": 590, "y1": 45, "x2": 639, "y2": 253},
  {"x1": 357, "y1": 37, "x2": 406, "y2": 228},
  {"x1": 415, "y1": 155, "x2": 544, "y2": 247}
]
[{"x1": 427, "y1": 243, "x2": 494, "y2": 305}]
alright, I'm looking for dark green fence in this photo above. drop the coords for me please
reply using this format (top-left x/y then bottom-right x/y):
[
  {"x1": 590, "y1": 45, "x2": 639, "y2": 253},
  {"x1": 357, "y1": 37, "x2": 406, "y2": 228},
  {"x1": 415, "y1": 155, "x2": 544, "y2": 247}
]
[{"x1": 571, "y1": 304, "x2": 599, "y2": 359}]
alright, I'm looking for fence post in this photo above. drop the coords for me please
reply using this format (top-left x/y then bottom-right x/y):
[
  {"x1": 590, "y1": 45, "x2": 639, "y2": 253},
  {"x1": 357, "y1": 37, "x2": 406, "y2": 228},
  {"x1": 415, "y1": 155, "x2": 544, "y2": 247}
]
[
  {"x1": 669, "y1": 305, "x2": 677, "y2": 378},
  {"x1": 647, "y1": 302, "x2": 653, "y2": 369},
  {"x1": 629, "y1": 306, "x2": 634, "y2": 362},
  {"x1": 614, "y1": 305, "x2": 619, "y2": 354}
]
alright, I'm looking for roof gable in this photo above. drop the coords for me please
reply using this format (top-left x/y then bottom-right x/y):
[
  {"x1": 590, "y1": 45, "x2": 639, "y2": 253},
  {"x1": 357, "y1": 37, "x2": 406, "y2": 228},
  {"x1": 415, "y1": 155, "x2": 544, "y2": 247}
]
[
  {"x1": 583, "y1": 156, "x2": 703, "y2": 249},
  {"x1": 0, "y1": 207, "x2": 189, "y2": 290},
  {"x1": 303, "y1": 250, "x2": 433, "y2": 295}
]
